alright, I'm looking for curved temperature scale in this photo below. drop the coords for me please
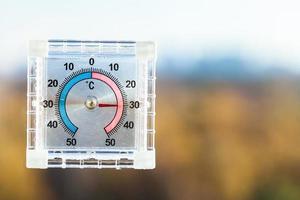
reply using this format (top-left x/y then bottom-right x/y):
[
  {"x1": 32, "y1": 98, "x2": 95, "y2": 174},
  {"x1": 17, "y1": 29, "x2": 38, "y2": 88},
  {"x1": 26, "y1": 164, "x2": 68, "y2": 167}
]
[{"x1": 58, "y1": 71, "x2": 124, "y2": 137}]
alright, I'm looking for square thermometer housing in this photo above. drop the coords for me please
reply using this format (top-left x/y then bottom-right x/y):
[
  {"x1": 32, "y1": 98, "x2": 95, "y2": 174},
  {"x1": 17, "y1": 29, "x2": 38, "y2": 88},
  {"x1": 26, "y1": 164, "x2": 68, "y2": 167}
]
[{"x1": 27, "y1": 40, "x2": 156, "y2": 169}]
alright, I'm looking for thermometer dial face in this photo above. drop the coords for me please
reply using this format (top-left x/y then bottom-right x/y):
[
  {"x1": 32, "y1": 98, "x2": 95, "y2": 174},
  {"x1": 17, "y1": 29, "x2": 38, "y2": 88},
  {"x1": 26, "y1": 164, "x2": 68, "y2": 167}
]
[{"x1": 46, "y1": 57, "x2": 137, "y2": 149}]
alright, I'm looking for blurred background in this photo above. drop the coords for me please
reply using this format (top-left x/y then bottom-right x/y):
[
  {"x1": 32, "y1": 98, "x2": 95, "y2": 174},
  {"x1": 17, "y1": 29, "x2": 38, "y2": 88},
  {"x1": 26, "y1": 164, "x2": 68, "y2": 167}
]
[{"x1": 1, "y1": 0, "x2": 300, "y2": 199}]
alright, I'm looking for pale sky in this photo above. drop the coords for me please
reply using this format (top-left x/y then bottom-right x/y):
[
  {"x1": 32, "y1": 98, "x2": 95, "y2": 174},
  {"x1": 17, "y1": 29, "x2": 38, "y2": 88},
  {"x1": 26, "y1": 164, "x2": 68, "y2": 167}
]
[{"x1": 0, "y1": 0, "x2": 300, "y2": 75}]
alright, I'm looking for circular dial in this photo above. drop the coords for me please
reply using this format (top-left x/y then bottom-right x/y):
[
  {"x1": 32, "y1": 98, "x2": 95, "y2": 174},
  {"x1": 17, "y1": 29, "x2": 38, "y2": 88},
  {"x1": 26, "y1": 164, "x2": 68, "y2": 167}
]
[{"x1": 55, "y1": 68, "x2": 127, "y2": 138}]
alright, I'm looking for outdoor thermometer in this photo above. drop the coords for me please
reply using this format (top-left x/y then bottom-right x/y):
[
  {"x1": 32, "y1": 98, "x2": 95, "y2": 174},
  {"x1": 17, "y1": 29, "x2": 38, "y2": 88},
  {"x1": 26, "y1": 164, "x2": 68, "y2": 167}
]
[{"x1": 27, "y1": 40, "x2": 156, "y2": 169}]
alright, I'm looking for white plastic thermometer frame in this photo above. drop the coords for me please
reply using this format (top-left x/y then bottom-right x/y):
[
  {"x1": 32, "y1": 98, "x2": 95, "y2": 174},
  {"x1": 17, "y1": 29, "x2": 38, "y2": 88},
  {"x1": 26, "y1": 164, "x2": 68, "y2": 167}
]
[{"x1": 26, "y1": 40, "x2": 156, "y2": 169}]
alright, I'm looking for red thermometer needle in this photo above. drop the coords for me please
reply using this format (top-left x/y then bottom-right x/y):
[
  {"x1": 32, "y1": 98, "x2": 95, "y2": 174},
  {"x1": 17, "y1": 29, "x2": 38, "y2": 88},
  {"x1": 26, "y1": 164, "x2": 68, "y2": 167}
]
[{"x1": 98, "y1": 103, "x2": 118, "y2": 107}]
